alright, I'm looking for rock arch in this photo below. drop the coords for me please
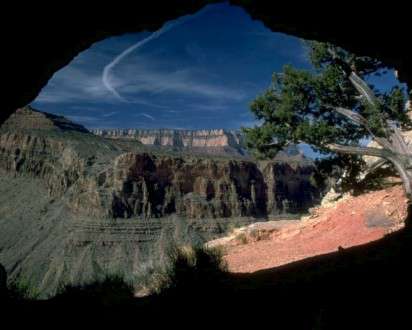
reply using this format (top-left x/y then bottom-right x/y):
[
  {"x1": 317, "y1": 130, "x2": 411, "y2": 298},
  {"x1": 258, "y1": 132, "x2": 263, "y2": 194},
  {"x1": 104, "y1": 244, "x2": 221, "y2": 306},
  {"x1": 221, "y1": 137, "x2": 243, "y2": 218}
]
[{"x1": 4, "y1": 1, "x2": 410, "y2": 125}]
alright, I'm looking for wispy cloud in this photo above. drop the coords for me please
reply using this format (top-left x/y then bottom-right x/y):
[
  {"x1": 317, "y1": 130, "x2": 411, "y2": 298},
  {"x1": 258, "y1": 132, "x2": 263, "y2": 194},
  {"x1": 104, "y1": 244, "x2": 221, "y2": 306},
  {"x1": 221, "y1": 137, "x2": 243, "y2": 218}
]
[
  {"x1": 141, "y1": 113, "x2": 155, "y2": 120},
  {"x1": 34, "y1": 67, "x2": 115, "y2": 104},
  {"x1": 102, "y1": 5, "x2": 214, "y2": 102},
  {"x1": 35, "y1": 38, "x2": 245, "y2": 108},
  {"x1": 34, "y1": 54, "x2": 169, "y2": 109},
  {"x1": 32, "y1": 2, "x2": 315, "y2": 131},
  {"x1": 117, "y1": 66, "x2": 246, "y2": 102}
]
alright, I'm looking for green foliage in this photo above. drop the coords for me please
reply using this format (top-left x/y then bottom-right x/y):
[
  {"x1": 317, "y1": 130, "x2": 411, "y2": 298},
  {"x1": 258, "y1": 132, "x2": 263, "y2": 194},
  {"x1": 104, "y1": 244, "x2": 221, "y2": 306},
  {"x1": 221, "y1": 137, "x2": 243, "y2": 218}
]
[
  {"x1": 133, "y1": 245, "x2": 227, "y2": 295},
  {"x1": 7, "y1": 278, "x2": 41, "y2": 300},
  {"x1": 163, "y1": 245, "x2": 227, "y2": 291},
  {"x1": 244, "y1": 40, "x2": 411, "y2": 184}
]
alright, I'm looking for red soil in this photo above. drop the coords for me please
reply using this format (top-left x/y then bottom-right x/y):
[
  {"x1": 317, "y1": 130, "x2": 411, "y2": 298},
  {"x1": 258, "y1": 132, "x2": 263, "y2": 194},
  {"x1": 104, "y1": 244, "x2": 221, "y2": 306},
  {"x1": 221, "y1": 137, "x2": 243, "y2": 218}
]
[{"x1": 224, "y1": 185, "x2": 408, "y2": 273}]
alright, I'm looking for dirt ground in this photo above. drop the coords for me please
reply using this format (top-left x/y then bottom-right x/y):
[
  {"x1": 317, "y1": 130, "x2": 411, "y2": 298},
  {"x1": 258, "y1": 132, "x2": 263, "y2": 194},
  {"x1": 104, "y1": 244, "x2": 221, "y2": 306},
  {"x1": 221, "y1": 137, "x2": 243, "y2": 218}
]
[{"x1": 212, "y1": 185, "x2": 408, "y2": 273}]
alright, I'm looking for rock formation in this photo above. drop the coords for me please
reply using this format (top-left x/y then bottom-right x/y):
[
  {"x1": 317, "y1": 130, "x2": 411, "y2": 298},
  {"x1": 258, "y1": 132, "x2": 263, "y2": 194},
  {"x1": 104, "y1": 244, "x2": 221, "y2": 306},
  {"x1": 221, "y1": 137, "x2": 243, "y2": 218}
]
[
  {"x1": 1, "y1": 106, "x2": 320, "y2": 220},
  {"x1": 0, "y1": 106, "x2": 321, "y2": 297},
  {"x1": 91, "y1": 128, "x2": 247, "y2": 156}
]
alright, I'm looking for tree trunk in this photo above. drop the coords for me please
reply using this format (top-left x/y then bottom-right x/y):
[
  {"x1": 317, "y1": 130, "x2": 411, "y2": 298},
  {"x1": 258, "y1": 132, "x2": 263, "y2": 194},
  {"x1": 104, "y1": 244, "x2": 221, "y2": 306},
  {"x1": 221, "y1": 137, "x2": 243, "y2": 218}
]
[
  {"x1": 326, "y1": 137, "x2": 412, "y2": 201},
  {"x1": 389, "y1": 155, "x2": 412, "y2": 199},
  {"x1": 387, "y1": 126, "x2": 412, "y2": 199}
]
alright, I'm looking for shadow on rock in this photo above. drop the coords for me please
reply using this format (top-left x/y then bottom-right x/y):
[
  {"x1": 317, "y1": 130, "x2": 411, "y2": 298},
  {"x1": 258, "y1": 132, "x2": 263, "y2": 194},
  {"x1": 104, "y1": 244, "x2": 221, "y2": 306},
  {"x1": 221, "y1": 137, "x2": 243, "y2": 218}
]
[{"x1": 2, "y1": 207, "x2": 412, "y2": 329}]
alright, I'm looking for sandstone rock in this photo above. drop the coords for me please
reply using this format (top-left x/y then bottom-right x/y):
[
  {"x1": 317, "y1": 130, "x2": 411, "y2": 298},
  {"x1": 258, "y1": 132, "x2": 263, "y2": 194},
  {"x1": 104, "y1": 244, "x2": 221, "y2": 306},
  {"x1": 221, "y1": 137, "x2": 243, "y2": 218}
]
[
  {"x1": 92, "y1": 128, "x2": 247, "y2": 157},
  {"x1": 92, "y1": 128, "x2": 244, "y2": 148}
]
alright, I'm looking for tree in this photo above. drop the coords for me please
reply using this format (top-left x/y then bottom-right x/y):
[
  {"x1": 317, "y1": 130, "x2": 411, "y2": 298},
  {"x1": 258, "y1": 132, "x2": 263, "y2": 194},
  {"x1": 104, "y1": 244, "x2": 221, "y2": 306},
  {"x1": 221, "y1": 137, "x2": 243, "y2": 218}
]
[{"x1": 244, "y1": 41, "x2": 412, "y2": 199}]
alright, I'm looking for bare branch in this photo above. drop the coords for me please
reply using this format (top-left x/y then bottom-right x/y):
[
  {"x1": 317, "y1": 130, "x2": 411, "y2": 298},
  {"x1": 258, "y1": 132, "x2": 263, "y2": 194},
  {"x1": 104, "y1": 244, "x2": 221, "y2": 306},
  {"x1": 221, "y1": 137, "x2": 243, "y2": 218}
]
[
  {"x1": 326, "y1": 143, "x2": 392, "y2": 159},
  {"x1": 389, "y1": 125, "x2": 412, "y2": 156},
  {"x1": 391, "y1": 158, "x2": 412, "y2": 199},
  {"x1": 348, "y1": 71, "x2": 379, "y2": 107},
  {"x1": 331, "y1": 106, "x2": 392, "y2": 150},
  {"x1": 327, "y1": 143, "x2": 412, "y2": 199},
  {"x1": 333, "y1": 106, "x2": 368, "y2": 126},
  {"x1": 368, "y1": 158, "x2": 388, "y2": 172},
  {"x1": 326, "y1": 47, "x2": 379, "y2": 108},
  {"x1": 358, "y1": 158, "x2": 387, "y2": 180}
]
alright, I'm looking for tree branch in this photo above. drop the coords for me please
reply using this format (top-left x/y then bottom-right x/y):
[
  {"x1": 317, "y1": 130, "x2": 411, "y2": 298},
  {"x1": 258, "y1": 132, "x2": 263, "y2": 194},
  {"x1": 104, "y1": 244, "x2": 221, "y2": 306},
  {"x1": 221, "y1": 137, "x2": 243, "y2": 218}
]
[
  {"x1": 358, "y1": 158, "x2": 387, "y2": 180},
  {"x1": 326, "y1": 143, "x2": 393, "y2": 159},
  {"x1": 348, "y1": 72, "x2": 379, "y2": 107},
  {"x1": 327, "y1": 47, "x2": 379, "y2": 108},
  {"x1": 368, "y1": 158, "x2": 388, "y2": 172},
  {"x1": 333, "y1": 106, "x2": 368, "y2": 126},
  {"x1": 331, "y1": 106, "x2": 393, "y2": 150},
  {"x1": 390, "y1": 125, "x2": 412, "y2": 156},
  {"x1": 347, "y1": 71, "x2": 392, "y2": 139},
  {"x1": 390, "y1": 157, "x2": 412, "y2": 198}
]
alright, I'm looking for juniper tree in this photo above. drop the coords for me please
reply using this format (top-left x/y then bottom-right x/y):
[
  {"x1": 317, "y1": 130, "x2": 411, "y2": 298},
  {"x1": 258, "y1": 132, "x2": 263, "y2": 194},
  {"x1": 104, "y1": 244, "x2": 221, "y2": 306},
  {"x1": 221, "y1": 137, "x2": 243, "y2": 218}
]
[{"x1": 244, "y1": 41, "x2": 412, "y2": 199}]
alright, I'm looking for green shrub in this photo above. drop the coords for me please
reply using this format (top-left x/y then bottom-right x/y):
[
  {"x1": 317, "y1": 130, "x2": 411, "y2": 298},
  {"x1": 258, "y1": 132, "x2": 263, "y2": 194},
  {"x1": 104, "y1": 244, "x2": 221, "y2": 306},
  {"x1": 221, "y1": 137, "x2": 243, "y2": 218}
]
[{"x1": 7, "y1": 278, "x2": 41, "y2": 300}]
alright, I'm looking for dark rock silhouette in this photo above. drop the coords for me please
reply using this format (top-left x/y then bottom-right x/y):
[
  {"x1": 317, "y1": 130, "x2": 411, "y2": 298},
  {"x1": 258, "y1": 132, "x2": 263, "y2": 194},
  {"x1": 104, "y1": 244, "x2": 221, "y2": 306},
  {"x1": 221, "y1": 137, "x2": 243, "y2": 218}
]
[{"x1": 0, "y1": 264, "x2": 6, "y2": 294}]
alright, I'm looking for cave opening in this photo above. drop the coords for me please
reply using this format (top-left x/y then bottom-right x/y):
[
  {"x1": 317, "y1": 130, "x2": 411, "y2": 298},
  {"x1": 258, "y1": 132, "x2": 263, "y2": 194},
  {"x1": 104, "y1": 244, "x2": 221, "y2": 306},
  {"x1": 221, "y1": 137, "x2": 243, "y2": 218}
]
[{"x1": 1, "y1": 3, "x2": 412, "y2": 326}]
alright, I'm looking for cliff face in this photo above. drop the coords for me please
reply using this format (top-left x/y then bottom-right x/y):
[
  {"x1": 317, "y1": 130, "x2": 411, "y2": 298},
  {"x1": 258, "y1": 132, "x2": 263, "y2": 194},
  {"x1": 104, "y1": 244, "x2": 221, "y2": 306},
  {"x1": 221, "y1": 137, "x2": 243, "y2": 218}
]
[
  {"x1": 263, "y1": 162, "x2": 320, "y2": 215},
  {"x1": 0, "y1": 107, "x2": 119, "y2": 197},
  {"x1": 70, "y1": 153, "x2": 268, "y2": 219},
  {"x1": 1, "y1": 107, "x2": 319, "y2": 221},
  {"x1": 69, "y1": 153, "x2": 320, "y2": 220},
  {"x1": 91, "y1": 128, "x2": 247, "y2": 156},
  {"x1": 0, "y1": 106, "x2": 321, "y2": 297}
]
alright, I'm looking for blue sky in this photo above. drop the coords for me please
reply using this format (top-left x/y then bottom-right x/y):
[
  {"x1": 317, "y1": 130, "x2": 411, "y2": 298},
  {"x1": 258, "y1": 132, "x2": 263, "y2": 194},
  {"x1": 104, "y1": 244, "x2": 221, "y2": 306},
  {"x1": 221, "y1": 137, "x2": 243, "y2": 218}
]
[
  {"x1": 32, "y1": 2, "x2": 401, "y2": 131},
  {"x1": 32, "y1": 3, "x2": 312, "y2": 129}
]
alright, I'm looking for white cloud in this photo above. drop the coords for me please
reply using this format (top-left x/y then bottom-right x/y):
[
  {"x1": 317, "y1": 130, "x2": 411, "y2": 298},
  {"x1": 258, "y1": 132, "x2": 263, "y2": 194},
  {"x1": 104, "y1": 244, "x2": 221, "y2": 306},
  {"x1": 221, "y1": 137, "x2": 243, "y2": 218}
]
[
  {"x1": 34, "y1": 63, "x2": 168, "y2": 109},
  {"x1": 141, "y1": 113, "x2": 155, "y2": 120},
  {"x1": 116, "y1": 65, "x2": 246, "y2": 102},
  {"x1": 35, "y1": 53, "x2": 245, "y2": 108},
  {"x1": 35, "y1": 67, "x2": 114, "y2": 104}
]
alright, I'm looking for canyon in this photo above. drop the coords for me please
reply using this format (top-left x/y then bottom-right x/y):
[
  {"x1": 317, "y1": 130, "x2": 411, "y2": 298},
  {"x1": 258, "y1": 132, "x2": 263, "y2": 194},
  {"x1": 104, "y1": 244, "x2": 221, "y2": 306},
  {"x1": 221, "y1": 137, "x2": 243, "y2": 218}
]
[
  {"x1": 91, "y1": 128, "x2": 247, "y2": 157},
  {"x1": 0, "y1": 106, "x2": 321, "y2": 297}
]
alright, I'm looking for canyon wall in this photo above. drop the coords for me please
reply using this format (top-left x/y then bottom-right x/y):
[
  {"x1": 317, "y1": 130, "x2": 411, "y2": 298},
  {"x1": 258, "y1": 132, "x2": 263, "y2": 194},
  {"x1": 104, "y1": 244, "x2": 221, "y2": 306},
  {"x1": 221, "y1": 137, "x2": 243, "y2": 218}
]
[
  {"x1": 91, "y1": 128, "x2": 247, "y2": 156},
  {"x1": 0, "y1": 106, "x2": 322, "y2": 297},
  {"x1": 71, "y1": 153, "x2": 267, "y2": 219},
  {"x1": 1, "y1": 107, "x2": 320, "y2": 220}
]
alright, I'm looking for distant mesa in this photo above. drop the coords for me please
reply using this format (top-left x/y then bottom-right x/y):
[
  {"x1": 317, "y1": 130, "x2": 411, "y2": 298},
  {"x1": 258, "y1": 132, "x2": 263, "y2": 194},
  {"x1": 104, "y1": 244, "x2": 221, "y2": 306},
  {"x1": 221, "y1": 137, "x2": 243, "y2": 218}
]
[
  {"x1": 91, "y1": 128, "x2": 307, "y2": 161},
  {"x1": 91, "y1": 128, "x2": 247, "y2": 155}
]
